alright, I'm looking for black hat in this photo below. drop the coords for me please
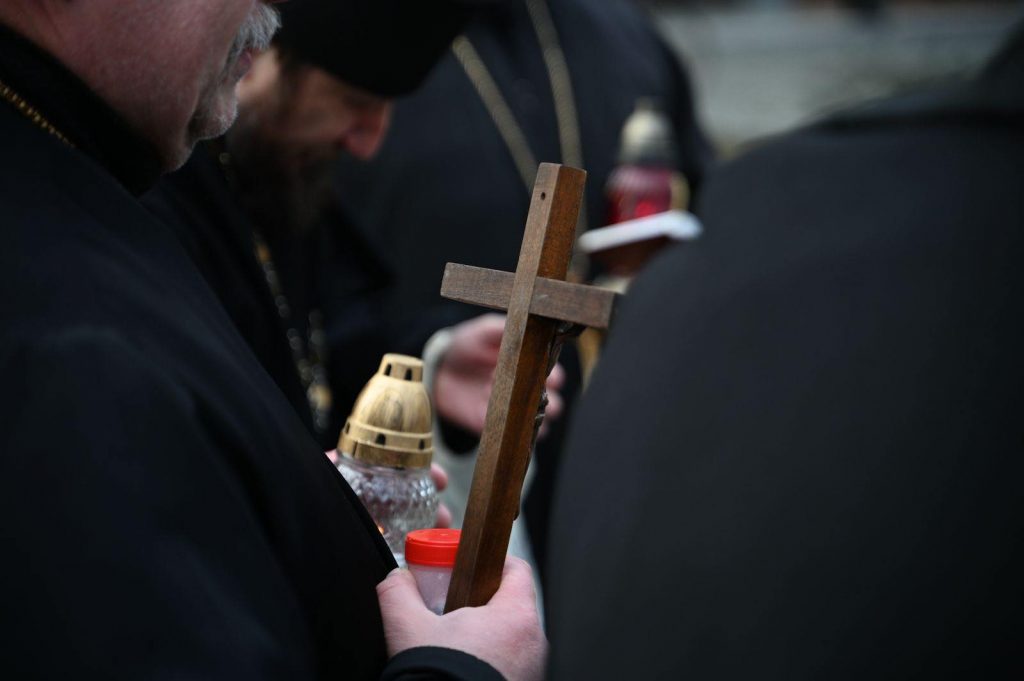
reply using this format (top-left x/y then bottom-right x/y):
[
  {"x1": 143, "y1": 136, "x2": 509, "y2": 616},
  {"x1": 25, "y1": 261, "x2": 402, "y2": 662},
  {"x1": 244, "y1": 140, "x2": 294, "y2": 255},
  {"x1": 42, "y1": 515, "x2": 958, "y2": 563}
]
[{"x1": 275, "y1": 0, "x2": 486, "y2": 98}]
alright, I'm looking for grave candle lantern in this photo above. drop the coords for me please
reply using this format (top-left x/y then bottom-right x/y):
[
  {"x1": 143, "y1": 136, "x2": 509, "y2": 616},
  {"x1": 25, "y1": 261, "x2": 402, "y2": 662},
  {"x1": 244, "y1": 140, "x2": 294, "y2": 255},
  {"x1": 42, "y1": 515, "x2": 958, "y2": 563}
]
[{"x1": 336, "y1": 354, "x2": 438, "y2": 566}]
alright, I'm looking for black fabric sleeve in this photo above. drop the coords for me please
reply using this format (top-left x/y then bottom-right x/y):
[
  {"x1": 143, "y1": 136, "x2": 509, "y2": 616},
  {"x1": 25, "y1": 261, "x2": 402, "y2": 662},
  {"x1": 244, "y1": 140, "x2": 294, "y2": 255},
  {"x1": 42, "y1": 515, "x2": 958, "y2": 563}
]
[
  {"x1": 380, "y1": 647, "x2": 504, "y2": 681},
  {"x1": 0, "y1": 330, "x2": 317, "y2": 679}
]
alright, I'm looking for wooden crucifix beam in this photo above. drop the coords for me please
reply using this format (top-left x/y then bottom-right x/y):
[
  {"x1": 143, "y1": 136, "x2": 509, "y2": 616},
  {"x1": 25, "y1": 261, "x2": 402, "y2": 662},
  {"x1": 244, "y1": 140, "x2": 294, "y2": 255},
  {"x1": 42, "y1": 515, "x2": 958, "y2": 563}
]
[
  {"x1": 440, "y1": 163, "x2": 619, "y2": 611},
  {"x1": 441, "y1": 263, "x2": 618, "y2": 330}
]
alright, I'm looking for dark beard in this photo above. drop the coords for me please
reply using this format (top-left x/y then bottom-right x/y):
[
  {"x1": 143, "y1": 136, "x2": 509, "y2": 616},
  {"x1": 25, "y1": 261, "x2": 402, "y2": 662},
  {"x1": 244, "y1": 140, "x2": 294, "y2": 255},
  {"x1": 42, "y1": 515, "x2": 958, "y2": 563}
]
[{"x1": 224, "y1": 123, "x2": 336, "y2": 239}]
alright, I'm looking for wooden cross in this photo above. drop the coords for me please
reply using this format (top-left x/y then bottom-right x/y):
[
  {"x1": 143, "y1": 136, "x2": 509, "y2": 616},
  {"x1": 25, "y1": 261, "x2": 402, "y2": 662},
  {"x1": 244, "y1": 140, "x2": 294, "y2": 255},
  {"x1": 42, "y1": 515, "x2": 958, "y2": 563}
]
[{"x1": 440, "y1": 163, "x2": 619, "y2": 611}]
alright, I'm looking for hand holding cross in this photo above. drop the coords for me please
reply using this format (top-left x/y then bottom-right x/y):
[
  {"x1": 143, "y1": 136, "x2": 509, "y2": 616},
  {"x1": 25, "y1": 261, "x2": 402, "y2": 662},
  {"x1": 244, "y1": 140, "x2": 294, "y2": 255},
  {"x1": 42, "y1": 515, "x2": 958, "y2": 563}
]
[{"x1": 439, "y1": 163, "x2": 619, "y2": 611}]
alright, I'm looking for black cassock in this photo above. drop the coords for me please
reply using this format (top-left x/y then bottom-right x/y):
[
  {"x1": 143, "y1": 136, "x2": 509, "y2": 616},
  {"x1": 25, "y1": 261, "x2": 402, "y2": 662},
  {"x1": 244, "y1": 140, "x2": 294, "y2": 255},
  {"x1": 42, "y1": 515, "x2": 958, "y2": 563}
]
[
  {"x1": 144, "y1": 144, "x2": 437, "y2": 451},
  {"x1": 330, "y1": 0, "x2": 712, "y2": 578},
  {"x1": 546, "y1": 26, "x2": 1024, "y2": 680},
  {"x1": 0, "y1": 25, "x2": 497, "y2": 681},
  {"x1": 142, "y1": 143, "x2": 320, "y2": 437}
]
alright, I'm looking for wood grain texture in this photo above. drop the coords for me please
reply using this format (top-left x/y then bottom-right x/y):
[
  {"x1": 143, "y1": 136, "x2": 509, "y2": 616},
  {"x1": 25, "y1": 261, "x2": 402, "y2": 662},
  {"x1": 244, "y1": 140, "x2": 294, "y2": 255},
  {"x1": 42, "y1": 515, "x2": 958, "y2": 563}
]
[
  {"x1": 444, "y1": 163, "x2": 587, "y2": 611},
  {"x1": 442, "y1": 263, "x2": 620, "y2": 330}
]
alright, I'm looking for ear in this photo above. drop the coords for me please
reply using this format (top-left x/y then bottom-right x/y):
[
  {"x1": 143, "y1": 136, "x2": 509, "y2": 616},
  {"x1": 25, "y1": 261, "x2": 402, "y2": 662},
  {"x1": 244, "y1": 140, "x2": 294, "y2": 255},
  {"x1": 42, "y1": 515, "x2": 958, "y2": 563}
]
[{"x1": 236, "y1": 47, "x2": 283, "y2": 106}]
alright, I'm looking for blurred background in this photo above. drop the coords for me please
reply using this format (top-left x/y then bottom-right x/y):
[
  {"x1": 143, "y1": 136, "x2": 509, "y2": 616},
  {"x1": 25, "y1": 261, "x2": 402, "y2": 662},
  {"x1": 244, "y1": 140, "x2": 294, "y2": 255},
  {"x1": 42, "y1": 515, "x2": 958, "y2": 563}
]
[{"x1": 644, "y1": 0, "x2": 1022, "y2": 153}]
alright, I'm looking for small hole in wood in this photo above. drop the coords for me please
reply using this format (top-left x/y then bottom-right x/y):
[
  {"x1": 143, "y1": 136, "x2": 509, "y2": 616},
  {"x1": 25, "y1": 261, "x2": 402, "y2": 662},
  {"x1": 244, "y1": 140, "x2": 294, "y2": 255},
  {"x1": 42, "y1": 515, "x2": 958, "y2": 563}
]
[
  {"x1": 344, "y1": 423, "x2": 350, "y2": 434},
  {"x1": 375, "y1": 433, "x2": 387, "y2": 445},
  {"x1": 384, "y1": 363, "x2": 392, "y2": 376},
  {"x1": 405, "y1": 368, "x2": 413, "y2": 381},
  {"x1": 541, "y1": 192, "x2": 547, "y2": 200},
  {"x1": 419, "y1": 439, "x2": 425, "y2": 450}
]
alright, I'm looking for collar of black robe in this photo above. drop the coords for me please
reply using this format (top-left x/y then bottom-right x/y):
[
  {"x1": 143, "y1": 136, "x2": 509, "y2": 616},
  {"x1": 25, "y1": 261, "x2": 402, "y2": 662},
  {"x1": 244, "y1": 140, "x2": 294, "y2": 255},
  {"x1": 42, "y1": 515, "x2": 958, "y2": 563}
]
[{"x1": 0, "y1": 23, "x2": 163, "y2": 196}]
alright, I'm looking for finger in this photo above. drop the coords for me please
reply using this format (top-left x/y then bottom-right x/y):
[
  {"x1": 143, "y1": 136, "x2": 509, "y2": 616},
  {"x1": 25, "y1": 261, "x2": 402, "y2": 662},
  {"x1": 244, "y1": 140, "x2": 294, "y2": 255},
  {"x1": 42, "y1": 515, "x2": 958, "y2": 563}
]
[
  {"x1": 546, "y1": 362, "x2": 566, "y2": 390},
  {"x1": 477, "y1": 314, "x2": 507, "y2": 348},
  {"x1": 544, "y1": 389, "x2": 564, "y2": 423},
  {"x1": 475, "y1": 398, "x2": 490, "y2": 434},
  {"x1": 488, "y1": 556, "x2": 539, "y2": 607},
  {"x1": 478, "y1": 312, "x2": 507, "y2": 331},
  {"x1": 461, "y1": 313, "x2": 505, "y2": 342},
  {"x1": 481, "y1": 342, "x2": 502, "y2": 361},
  {"x1": 435, "y1": 502, "x2": 452, "y2": 529},
  {"x1": 430, "y1": 462, "x2": 449, "y2": 492},
  {"x1": 376, "y1": 569, "x2": 432, "y2": 656},
  {"x1": 377, "y1": 568, "x2": 428, "y2": 614},
  {"x1": 325, "y1": 449, "x2": 339, "y2": 465},
  {"x1": 452, "y1": 389, "x2": 489, "y2": 435},
  {"x1": 468, "y1": 332, "x2": 502, "y2": 362}
]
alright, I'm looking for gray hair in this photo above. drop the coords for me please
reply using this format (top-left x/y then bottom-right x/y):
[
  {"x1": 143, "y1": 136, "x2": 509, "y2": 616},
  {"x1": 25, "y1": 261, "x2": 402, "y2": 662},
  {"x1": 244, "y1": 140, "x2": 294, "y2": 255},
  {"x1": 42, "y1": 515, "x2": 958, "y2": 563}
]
[{"x1": 226, "y1": 3, "x2": 282, "y2": 67}]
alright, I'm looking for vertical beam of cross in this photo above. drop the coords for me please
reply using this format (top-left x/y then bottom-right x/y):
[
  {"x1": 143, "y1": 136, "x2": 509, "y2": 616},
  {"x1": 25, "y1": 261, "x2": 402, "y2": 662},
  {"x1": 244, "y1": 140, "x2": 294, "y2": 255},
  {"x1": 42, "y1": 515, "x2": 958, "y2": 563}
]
[{"x1": 442, "y1": 163, "x2": 595, "y2": 611}]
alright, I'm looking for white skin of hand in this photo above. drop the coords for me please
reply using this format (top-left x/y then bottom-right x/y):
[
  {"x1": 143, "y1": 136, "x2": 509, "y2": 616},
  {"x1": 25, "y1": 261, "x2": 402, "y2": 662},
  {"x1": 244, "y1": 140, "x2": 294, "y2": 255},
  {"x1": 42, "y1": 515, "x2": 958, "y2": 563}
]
[
  {"x1": 377, "y1": 556, "x2": 547, "y2": 681},
  {"x1": 433, "y1": 313, "x2": 566, "y2": 438},
  {"x1": 327, "y1": 451, "x2": 452, "y2": 528}
]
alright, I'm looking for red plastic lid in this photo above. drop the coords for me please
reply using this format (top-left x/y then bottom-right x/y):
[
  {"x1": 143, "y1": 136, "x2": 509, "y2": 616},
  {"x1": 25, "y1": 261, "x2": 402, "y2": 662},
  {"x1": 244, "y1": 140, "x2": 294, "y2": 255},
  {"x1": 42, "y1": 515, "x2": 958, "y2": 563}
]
[{"x1": 405, "y1": 529, "x2": 461, "y2": 567}]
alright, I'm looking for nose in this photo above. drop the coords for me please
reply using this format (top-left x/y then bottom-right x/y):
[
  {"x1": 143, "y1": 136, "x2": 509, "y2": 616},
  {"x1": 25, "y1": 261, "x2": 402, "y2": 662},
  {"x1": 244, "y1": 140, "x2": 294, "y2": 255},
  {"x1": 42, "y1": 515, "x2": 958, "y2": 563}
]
[{"x1": 341, "y1": 102, "x2": 393, "y2": 161}]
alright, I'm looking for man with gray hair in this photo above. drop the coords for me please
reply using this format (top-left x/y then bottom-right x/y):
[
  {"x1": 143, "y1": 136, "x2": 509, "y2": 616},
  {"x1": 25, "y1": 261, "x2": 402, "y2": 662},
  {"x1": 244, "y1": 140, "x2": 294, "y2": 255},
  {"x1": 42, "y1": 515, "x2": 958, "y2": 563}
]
[{"x1": 0, "y1": 2, "x2": 544, "y2": 679}]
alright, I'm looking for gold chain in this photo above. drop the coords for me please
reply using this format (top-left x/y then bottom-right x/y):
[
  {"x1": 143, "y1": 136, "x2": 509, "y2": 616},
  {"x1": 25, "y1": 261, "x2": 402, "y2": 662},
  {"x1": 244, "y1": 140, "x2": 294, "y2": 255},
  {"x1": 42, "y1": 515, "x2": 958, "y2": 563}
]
[
  {"x1": 217, "y1": 149, "x2": 333, "y2": 435},
  {"x1": 0, "y1": 77, "x2": 75, "y2": 148},
  {"x1": 452, "y1": 0, "x2": 586, "y2": 229},
  {"x1": 253, "y1": 229, "x2": 333, "y2": 436}
]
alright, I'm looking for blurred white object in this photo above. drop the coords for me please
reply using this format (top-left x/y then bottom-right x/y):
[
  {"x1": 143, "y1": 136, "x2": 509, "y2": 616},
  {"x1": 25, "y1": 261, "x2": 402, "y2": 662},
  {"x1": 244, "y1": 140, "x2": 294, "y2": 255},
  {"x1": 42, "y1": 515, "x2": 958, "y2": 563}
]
[{"x1": 579, "y1": 210, "x2": 702, "y2": 255}]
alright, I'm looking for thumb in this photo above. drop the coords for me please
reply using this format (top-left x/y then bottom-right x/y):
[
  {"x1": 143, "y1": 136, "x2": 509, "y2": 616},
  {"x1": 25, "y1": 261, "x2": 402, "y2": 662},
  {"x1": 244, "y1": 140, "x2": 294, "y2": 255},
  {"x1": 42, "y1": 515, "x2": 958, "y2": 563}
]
[
  {"x1": 479, "y1": 314, "x2": 507, "y2": 345},
  {"x1": 376, "y1": 569, "x2": 433, "y2": 656},
  {"x1": 377, "y1": 568, "x2": 427, "y2": 617},
  {"x1": 546, "y1": 362, "x2": 566, "y2": 390},
  {"x1": 487, "y1": 557, "x2": 539, "y2": 609}
]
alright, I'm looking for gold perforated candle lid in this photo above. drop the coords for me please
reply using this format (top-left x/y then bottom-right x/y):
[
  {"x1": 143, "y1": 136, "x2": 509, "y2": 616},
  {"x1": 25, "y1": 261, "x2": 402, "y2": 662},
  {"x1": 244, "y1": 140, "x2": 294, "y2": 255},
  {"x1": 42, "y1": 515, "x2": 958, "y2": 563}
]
[{"x1": 338, "y1": 354, "x2": 434, "y2": 469}]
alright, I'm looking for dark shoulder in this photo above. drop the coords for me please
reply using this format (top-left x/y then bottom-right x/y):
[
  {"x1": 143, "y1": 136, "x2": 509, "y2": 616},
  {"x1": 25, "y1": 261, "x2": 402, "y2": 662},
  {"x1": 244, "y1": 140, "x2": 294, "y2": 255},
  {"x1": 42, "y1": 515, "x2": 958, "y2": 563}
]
[
  {"x1": 556, "y1": 0, "x2": 664, "y2": 44},
  {"x1": 142, "y1": 142, "x2": 231, "y2": 252},
  {"x1": 553, "y1": 0, "x2": 681, "y2": 80},
  {"x1": 143, "y1": 142, "x2": 224, "y2": 220},
  {"x1": 0, "y1": 325, "x2": 197, "y2": 456},
  {"x1": 1, "y1": 325, "x2": 173, "y2": 396},
  {"x1": 626, "y1": 119, "x2": 1023, "y2": 353}
]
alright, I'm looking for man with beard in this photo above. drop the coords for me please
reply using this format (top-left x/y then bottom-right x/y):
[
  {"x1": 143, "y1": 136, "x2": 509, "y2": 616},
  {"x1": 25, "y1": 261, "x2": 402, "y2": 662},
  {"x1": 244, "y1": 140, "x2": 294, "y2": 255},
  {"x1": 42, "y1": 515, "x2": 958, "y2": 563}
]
[
  {"x1": 143, "y1": 0, "x2": 550, "y2": 450},
  {"x1": 0, "y1": 1, "x2": 544, "y2": 679}
]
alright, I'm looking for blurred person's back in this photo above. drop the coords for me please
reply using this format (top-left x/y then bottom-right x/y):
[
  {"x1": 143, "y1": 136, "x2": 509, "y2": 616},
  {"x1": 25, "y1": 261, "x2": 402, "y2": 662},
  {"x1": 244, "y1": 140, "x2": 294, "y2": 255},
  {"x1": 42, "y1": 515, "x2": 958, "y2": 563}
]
[{"x1": 546, "y1": 23, "x2": 1024, "y2": 679}]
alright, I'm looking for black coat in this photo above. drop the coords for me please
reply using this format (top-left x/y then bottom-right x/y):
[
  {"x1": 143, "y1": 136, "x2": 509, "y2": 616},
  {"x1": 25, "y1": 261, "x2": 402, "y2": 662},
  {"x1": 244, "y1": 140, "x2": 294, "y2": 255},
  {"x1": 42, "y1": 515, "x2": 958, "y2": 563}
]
[
  {"x1": 142, "y1": 144, "x2": 320, "y2": 437},
  {"x1": 144, "y1": 146, "x2": 434, "y2": 449},
  {"x1": 0, "y1": 25, "x2": 495, "y2": 681},
  {"x1": 546, "y1": 27, "x2": 1024, "y2": 679}
]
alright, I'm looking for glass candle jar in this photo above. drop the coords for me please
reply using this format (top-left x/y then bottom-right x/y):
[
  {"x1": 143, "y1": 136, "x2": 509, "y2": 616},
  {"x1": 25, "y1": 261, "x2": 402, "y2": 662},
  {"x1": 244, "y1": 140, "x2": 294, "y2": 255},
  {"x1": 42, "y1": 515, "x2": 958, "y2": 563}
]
[
  {"x1": 337, "y1": 456, "x2": 437, "y2": 565},
  {"x1": 336, "y1": 354, "x2": 438, "y2": 566}
]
